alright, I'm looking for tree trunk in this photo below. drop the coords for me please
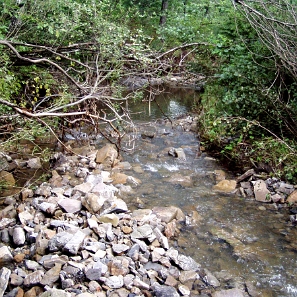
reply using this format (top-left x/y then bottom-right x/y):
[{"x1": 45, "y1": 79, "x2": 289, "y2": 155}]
[{"x1": 159, "y1": 0, "x2": 169, "y2": 26}]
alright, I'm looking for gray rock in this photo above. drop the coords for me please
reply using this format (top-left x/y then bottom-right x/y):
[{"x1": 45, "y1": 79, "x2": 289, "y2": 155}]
[
  {"x1": 85, "y1": 268, "x2": 102, "y2": 281},
  {"x1": 100, "y1": 197, "x2": 128, "y2": 215},
  {"x1": 25, "y1": 260, "x2": 41, "y2": 270},
  {"x1": 104, "y1": 275, "x2": 124, "y2": 289},
  {"x1": 154, "y1": 227, "x2": 169, "y2": 250},
  {"x1": 63, "y1": 230, "x2": 87, "y2": 255},
  {"x1": 48, "y1": 231, "x2": 74, "y2": 252},
  {"x1": 81, "y1": 193, "x2": 106, "y2": 213},
  {"x1": 39, "y1": 288, "x2": 71, "y2": 297},
  {"x1": 0, "y1": 218, "x2": 16, "y2": 230},
  {"x1": 253, "y1": 180, "x2": 271, "y2": 202},
  {"x1": 0, "y1": 267, "x2": 11, "y2": 297},
  {"x1": 35, "y1": 183, "x2": 52, "y2": 197},
  {"x1": 27, "y1": 157, "x2": 42, "y2": 169},
  {"x1": 10, "y1": 273, "x2": 24, "y2": 286},
  {"x1": 13, "y1": 227, "x2": 26, "y2": 246},
  {"x1": 202, "y1": 268, "x2": 220, "y2": 287},
  {"x1": 39, "y1": 202, "x2": 57, "y2": 215},
  {"x1": 58, "y1": 198, "x2": 82, "y2": 213},
  {"x1": 178, "y1": 254, "x2": 201, "y2": 271},
  {"x1": 40, "y1": 263, "x2": 62, "y2": 286},
  {"x1": 0, "y1": 246, "x2": 13, "y2": 267},
  {"x1": 152, "y1": 283, "x2": 180, "y2": 297},
  {"x1": 112, "y1": 243, "x2": 130, "y2": 254},
  {"x1": 23, "y1": 270, "x2": 44, "y2": 287}
]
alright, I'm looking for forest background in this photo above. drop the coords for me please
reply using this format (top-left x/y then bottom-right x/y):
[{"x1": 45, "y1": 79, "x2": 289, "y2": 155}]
[{"x1": 0, "y1": 0, "x2": 297, "y2": 183}]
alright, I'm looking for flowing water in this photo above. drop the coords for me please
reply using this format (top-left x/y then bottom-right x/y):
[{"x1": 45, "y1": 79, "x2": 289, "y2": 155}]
[{"x1": 119, "y1": 89, "x2": 297, "y2": 297}]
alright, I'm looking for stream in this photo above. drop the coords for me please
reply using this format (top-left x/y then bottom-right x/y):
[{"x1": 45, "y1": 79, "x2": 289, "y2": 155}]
[{"x1": 115, "y1": 88, "x2": 297, "y2": 297}]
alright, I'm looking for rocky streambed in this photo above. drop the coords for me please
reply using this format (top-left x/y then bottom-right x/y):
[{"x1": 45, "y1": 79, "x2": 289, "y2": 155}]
[
  {"x1": 0, "y1": 138, "x2": 250, "y2": 297},
  {"x1": 1, "y1": 115, "x2": 297, "y2": 297}
]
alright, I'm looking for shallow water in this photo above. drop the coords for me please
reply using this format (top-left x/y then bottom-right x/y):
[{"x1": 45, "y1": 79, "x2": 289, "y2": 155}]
[{"x1": 120, "y1": 93, "x2": 297, "y2": 297}]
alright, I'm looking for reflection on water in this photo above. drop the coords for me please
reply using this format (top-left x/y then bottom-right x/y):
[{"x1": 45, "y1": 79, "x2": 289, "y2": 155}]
[
  {"x1": 121, "y1": 90, "x2": 297, "y2": 297},
  {"x1": 128, "y1": 87, "x2": 200, "y2": 120}
]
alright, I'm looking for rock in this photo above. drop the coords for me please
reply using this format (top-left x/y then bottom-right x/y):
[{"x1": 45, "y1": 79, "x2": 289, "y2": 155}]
[
  {"x1": 0, "y1": 267, "x2": 11, "y2": 297},
  {"x1": 112, "y1": 243, "x2": 130, "y2": 254},
  {"x1": 100, "y1": 197, "x2": 128, "y2": 214},
  {"x1": 18, "y1": 211, "x2": 34, "y2": 225},
  {"x1": 152, "y1": 206, "x2": 179, "y2": 223},
  {"x1": 23, "y1": 270, "x2": 44, "y2": 287},
  {"x1": 178, "y1": 284, "x2": 191, "y2": 296},
  {"x1": 152, "y1": 283, "x2": 180, "y2": 297},
  {"x1": 40, "y1": 263, "x2": 62, "y2": 287},
  {"x1": 63, "y1": 230, "x2": 88, "y2": 255},
  {"x1": 212, "y1": 288, "x2": 245, "y2": 297},
  {"x1": 111, "y1": 172, "x2": 128, "y2": 184},
  {"x1": 82, "y1": 193, "x2": 106, "y2": 213},
  {"x1": 287, "y1": 190, "x2": 297, "y2": 204},
  {"x1": 253, "y1": 180, "x2": 271, "y2": 202},
  {"x1": 165, "y1": 173, "x2": 193, "y2": 187},
  {"x1": 213, "y1": 180, "x2": 237, "y2": 193},
  {"x1": 96, "y1": 144, "x2": 118, "y2": 167},
  {"x1": 58, "y1": 198, "x2": 82, "y2": 213},
  {"x1": 202, "y1": 269, "x2": 220, "y2": 287},
  {"x1": 13, "y1": 227, "x2": 26, "y2": 246},
  {"x1": 21, "y1": 188, "x2": 34, "y2": 200},
  {"x1": 105, "y1": 275, "x2": 124, "y2": 289},
  {"x1": 178, "y1": 254, "x2": 200, "y2": 271},
  {"x1": 73, "y1": 182, "x2": 93, "y2": 194},
  {"x1": 214, "y1": 170, "x2": 226, "y2": 182},
  {"x1": 27, "y1": 157, "x2": 42, "y2": 169},
  {"x1": 39, "y1": 288, "x2": 70, "y2": 297},
  {"x1": 98, "y1": 214, "x2": 119, "y2": 227},
  {"x1": 0, "y1": 246, "x2": 13, "y2": 267},
  {"x1": 48, "y1": 231, "x2": 75, "y2": 252},
  {"x1": 174, "y1": 148, "x2": 186, "y2": 161},
  {"x1": 0, "y1": 170, "x2": 15, "y2": 186}
]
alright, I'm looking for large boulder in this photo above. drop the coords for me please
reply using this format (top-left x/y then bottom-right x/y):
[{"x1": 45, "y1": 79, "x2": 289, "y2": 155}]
[{"x1": 96, "y1": 144, "x2": 119, "y2": 168}]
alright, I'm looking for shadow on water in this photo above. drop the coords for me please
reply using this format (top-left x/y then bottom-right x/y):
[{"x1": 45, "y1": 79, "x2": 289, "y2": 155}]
[{"x1": 121, "y1": 88, "x2": 297, "y2": 297}]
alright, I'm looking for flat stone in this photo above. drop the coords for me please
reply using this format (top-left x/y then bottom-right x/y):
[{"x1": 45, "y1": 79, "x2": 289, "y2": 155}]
[
  {"x1": 213, "y1": 180, "x2": 237, "y2": 193},
  {"x1": 253, "y1": 180, "x2": 271, "y2": 202},
  {"x1": 24, "y1": 270, "x2": 44, "y2": 287},
  {"x1": 58, "y1": 198, "x2": 82, "y2": 213},
  {"x1": 40, "y1": 263, "x2": 62, "y2": 286},
  {"x1": 152, "y1": 283, "x2": 180, "y2": 297},
  {"x1": 178, "y1": 254, "x2": 201, "y2": 271},
  {"x1": 63, "y1": 230, "x2": 87, "y2": 255},
  {"x1": 112, "y1": 243, "x2": 130, "y2": 254},
  {"x1": 98, "y1": 214, "x2": 119, "y2": 227},
  {"x1": 212, "y1": 288, "x2": 245, "y2": 297},
  {"x1": 152, "y1": 206, "x2": 182, "y2": 223},
  {"x1": 74, "y1": 182, "x2": 93, "y2": 194},
  {"x1": 105, "y1": 275, "x2": 124, "y2": 289},
  {"x1": 27, "y1": 157, "x2": 42, "y2": 169},
  {"x1": 48, "y1": 231, "x2": 74, "y2": 252}
]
